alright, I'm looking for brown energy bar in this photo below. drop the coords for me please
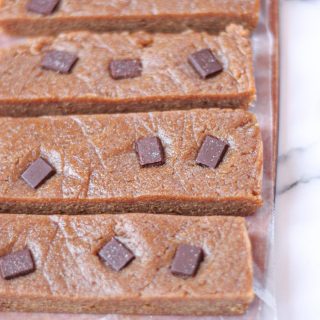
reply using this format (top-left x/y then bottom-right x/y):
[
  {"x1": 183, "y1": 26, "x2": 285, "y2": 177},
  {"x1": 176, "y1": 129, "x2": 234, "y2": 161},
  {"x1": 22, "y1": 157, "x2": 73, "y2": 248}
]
[
  {"x1": 0, "y1": 108, "x2": 263, "y2": 215},
  {"x1": 0, "y1": 214, "x2": 254, "y2": 315},
  {"x1": 0, "y1": 26, "x2": 255, "y2": 117}
]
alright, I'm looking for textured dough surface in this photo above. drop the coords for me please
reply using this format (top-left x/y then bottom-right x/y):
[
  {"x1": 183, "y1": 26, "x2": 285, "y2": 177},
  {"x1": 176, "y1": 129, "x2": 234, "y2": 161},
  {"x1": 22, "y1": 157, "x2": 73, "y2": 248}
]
[
  {"x1": 0, "y1": 214, "x2": 254, "y2": 315},
  {"x1": 0, "y1": 108, "x2": 263, "y2": 215},
  {"x1": 0, "y1": 25, "x2": 255, "y2": 116}
]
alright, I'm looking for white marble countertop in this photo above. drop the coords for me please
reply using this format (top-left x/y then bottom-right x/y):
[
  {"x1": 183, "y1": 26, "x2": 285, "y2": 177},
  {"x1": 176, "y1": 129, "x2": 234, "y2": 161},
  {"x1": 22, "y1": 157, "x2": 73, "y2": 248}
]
[{"x1": 276, "y1": 1, "x2": 320, "y2": 319}]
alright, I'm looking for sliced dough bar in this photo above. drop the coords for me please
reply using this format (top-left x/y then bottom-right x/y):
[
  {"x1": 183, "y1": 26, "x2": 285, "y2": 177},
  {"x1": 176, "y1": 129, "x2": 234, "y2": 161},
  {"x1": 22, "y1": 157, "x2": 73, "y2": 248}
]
[
  {"x1": 0, "y1": 108, "x2": 263, "y2": 215},
  {"x1": 0, "y1": 0, "x2": 260, "y2": 35},
  {"x1": 0, "y1": 214, "x2": 254, "y2": 315},
  {"x1": 0, "y1": 25, "x2": 255, "y2": 117}
]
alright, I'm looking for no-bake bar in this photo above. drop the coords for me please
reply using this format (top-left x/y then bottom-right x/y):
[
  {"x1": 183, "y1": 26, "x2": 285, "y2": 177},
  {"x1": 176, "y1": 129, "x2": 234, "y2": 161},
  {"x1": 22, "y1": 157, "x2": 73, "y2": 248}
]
[
  {"x1": 0, "y1": 109, "x2": 263, "y2": 215},
  {"x1": 0, "y1": 214, "x2": 254, "y2": 315},
  {"x1": 0, "y1": 25, "x2": 255, "y2": 117},
  {"x1": 0, "y1": 0, "x2": 260, "y2": 36}
]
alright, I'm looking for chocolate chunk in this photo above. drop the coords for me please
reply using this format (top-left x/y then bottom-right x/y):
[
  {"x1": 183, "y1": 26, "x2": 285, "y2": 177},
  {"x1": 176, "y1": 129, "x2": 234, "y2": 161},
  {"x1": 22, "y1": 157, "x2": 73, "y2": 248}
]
[
  {"x1": 21, "y1": 157, "x2": 56, "y2": 189},
  {"x1": 0, "y1": 248, "x2": 35, "y2": 280},
  {"x1": 26, "y1": 0, "x2": 60, "y2": 15},
  {"x1": 188, "y1": 48, "x2": 223, "y2": 79},
  {"x1": 41, "y1": 50, "x2": 78, "y2": 74},
  {"x1": 109, "y1": 59, "x2": 142, "y2": 80},
  {"x1": 98, "y1": 238, "x2": 135, "y2": 272},
  {"x1": 196, "y1": 135, "x2": 229, "y2": 168},
  {"x1": 135, "y1": 136, "x2": 165, "y2": 167},
  {"x1": 171, "y1": 244, "x2": 204, "y2": 278}
]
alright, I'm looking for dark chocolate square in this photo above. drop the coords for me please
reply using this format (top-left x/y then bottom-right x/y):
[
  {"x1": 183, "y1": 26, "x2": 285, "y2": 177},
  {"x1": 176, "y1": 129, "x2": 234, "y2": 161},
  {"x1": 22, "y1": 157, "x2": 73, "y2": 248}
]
[
  {"x1": 171, "y1": 244, "x2": 204, "y2": 278},
  {"x1": 41, "y1": 50, "x2": 78, "y2": 74},
  {"x1": 196, "y1": 135, "x2": 229, "y2": 168},
  {"x1": 98, "y1": 238, "x2": 135, "y2": 272},
  {"x1": 109, "y1": 59, "x2": 142, "y2": 80},
  {"x1": 0, "y1": 248, "x2": 36, "y2": 280},
  {"x1": 135, "y1": 136, "x2": 165, "y2": 167},
  {"x1": 188, "y1": 48, "x2": 223, "y2": 79},
  {"x1": 26, "y1": 0, "x2": 60, "y2": 15},
  {"x1": 21, "y1": 157, "x2": 56, "y2": 189}
]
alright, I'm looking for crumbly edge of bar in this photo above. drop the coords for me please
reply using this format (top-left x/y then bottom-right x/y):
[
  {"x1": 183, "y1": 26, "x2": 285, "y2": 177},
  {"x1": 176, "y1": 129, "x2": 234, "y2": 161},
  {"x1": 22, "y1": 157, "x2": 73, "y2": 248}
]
[
  {"x1": 0, "y1": 296, "x2": 251, "y2": 315},
  {"x1": 0, "y1": 197, "x2": 262, "y2": 216},
  {"x1": 0, "y1": 13, "x2": 259, "y2": 36},
  {"x1": 0, "y1": 94, "x2": 254, "y2": 117}
]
